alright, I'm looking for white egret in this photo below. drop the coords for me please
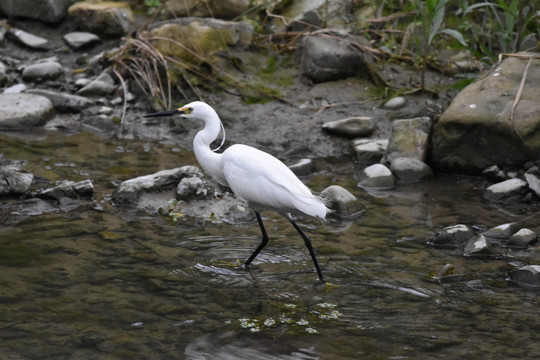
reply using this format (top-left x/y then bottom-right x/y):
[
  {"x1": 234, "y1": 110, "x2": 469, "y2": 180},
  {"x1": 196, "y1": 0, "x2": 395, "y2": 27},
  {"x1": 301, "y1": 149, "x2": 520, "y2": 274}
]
[{"x1": 145, "y1": 101, "x2": 329, "y2": 282}]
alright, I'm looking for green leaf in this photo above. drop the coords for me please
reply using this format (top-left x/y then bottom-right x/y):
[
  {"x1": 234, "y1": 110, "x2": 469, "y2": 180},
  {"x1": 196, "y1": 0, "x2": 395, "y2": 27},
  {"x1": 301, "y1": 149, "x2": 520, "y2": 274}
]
[{"x1": 439, "y1": 28, "x2": 468, "y2": 47}]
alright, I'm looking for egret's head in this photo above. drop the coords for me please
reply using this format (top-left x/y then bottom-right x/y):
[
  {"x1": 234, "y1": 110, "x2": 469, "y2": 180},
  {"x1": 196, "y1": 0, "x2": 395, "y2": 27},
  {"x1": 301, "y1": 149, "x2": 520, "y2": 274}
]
[{"x1": 144, "y1": 101, "x2": 216, "y2": 121}]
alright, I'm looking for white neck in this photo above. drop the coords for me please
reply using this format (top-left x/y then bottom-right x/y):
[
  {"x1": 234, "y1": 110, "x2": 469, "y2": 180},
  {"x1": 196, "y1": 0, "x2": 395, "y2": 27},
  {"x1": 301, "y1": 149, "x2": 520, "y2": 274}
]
[{"x1": 192, "y1": 113, "x2": 227, "y2": 186}]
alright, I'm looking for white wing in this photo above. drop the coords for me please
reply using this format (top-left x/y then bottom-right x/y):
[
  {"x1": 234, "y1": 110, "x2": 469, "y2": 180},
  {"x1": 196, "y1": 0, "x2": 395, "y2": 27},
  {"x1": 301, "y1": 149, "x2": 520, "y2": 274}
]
[{"x1": 221, "y1": 144, "x2": 327, "y2": 218}]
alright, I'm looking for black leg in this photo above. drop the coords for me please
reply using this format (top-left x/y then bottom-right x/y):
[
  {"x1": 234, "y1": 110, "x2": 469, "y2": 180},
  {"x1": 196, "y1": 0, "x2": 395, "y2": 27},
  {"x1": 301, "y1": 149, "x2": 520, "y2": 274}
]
[
  {"x1": 289, "y1": 219, "x2": 325, "y2": 282},
  {"x1": 243, "y1": 211, "x2": 269, "y2": 268}
]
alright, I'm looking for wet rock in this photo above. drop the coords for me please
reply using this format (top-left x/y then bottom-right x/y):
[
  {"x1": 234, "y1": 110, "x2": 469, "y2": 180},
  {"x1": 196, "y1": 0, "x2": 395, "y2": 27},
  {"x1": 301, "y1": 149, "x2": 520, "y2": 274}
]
[
  {"x1": 383, "y1": 117, "x2": 432, "y2": 164},
  {"x1": 176, "y1": 176, "x2": 214, "y2": 202},
  {"x1": 40, "y1": 179, "x2": 94, "y2": 199},
  {"x1": 0, "y1": 0, "x2": 69, "y2": 23},
  {"x1": 507, "y1": 228, "x2": 538, "y2": 247},
  {"x1": 76, "y1": 72, "x2": 116, "y2": 96},
  {"x1": 165, "y1": 0, "x2": 250, "y2": 20},
  {"x1": 524, "y1": 173, "x2": 540, "y2": 197},
  {"x1": 0, "y1": 167, "x2": 33, "y2": 195},
  {"x1": 3, "y1": 83, "x2": 27, "y2": 93},
  {"x1": 148, "y1": 18, "x2": 253, "y2": 64},
  {"x1": 7, "y1": 28, "x2": 49, "y2": 50},
  {"x1": 351, "y1": 139, "x2": 388, "y2": 164},
  {"x1": 113, "y1": 166, "x2": 203, "y2": 206},
  {"x1": 383, "y1": 96, "x2": 406, "y2": 109},
  {"x1": 22, "y1": 61, "x2": 64, "y2": 82},
  {"x1": 320, "y1": 185, "x2": 366, "y2": 219},
  {"x1": 288, "y1": 159, "x2": 315, "y2": 177},
  {"x1": 296, "y1": 30, "x2": 374, "y2": 83},
  {"x1": 463, "y1": 234, "x2": 492, "y2": 257},
  {"x1": 63, "y1": 31, "x2": 100, "y2": 50},
  {"x1": 508, "y1": 265, "x2": 540, "y2": 289},
  {"x1": 26, "y1": 89, "x2": 93, "y2": 112},
  {"x1": 5, "y1": 198, "x2": 56, "y2": 216},
  {"x1": 429, "y1": 224, "x2": 475, "y2": 248},
  {"x1": 322, "y1": 117, "x2": 373, "y2": 138},
  {"x1": 482, "y1": 165, "x2": 506, "y2": 182},
  {"x1": 358, "y1": 164, "x2": 395, "y2": 189},
  {"x1": 0, "y1": 93, "x2": 54, "y2": 129},
  {"x1": 483, "y1": 179, "x2": 529, "y2": 203},
  {"x1": 431, "y1": 51, "x2": 540, "y2": 173},
  {"x1": 389, "y1": 157, "x2": 433, "y2": 183},
  {"x1": 68, "y1": 1, "x2": 135, "y2": 37},
  {"x1": 482, "y1": 222, "x2": 520, "y2": 240}
]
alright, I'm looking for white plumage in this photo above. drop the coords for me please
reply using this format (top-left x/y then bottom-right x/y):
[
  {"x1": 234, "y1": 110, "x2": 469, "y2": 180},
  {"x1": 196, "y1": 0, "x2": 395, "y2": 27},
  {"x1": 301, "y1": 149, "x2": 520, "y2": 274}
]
[{"x1": 144, "y1": 101, "x2": 328, "y2": 282}]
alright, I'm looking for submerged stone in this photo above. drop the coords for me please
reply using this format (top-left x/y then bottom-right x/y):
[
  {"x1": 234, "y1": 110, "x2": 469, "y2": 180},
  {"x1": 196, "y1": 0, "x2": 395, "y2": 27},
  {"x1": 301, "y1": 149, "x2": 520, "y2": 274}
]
[
  {"x1": 429, "y1": 224, "x2": 475, "y2": 248},
  {"x1": 288, "y1": 159, "x2": 315, "y2": 177},
  {"x1": 389, "y1": 157, "x2": 433, "y2": 183},
  {"x1": 358, "y1": 164, "x2": 395, "y2": 189},
  {"x1": 320, "y1": 185, "x2": 365, "y2": 219},
  {"x1": 508, "y1": 265, "x2": 540, "y2": 289}
]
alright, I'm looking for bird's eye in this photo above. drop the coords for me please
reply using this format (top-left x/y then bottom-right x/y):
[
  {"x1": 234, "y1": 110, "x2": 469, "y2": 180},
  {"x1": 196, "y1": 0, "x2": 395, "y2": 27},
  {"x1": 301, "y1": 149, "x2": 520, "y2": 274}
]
[{"x1": 187, "y1": 107, "x2": 193, "y2": 114}]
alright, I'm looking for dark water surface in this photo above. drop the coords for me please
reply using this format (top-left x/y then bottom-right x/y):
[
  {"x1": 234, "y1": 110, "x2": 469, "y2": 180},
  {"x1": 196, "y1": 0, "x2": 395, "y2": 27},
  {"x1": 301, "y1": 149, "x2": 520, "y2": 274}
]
[{"x1": 1, "y1": 131, "x2": 539, "y2": 359}]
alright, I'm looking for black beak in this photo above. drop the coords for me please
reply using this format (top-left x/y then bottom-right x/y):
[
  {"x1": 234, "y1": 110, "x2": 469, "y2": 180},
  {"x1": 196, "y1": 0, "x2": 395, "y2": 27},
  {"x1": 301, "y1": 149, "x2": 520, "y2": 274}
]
[{"x1": 143, "y1": 109, "x2": 183, "y2": 118}]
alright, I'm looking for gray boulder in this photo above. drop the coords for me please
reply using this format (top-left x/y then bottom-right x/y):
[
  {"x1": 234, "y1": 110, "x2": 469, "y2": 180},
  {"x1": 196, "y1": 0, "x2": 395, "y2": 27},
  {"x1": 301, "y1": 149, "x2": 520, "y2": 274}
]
[
  {"x1": 351, "y1": 139, "x2": 388, "y2": 164},
  {"x1": 22, "y1": 61, "x2": 64, "y2": 81},
  {"x1": 63, "y1": 31, "x2": 100, "y2": 50},
  {"x1": 507, "y1": 228, "x2": 538, "y2": 247},
  {"x1": 7, "y1": 28, "x2": 49, "y2": 50},
  {"x1": 483, "y1": 179, "x2": 529, "y2": 203},
  {"x1": 296, "y1": 30, "x2": 374, "y2": 83},
  {"x1": 383, "y1": 117, "x2": 432, "y2": 164},
  {"x1": 431, "y1": 52, "x2": 540, "y2": 173},
  {"x1": 482, "y1": 222, "x2": 520, "y2": 240},
  {"x1": 463, "y1": 234, "x2": 492, "y2": 257},
  {"x1": 113, "y1": 166, "x2": 203, "y2": 207},
  {"x1": 524, "y1": 173, "x2": 540, "y2": 197},
  {"x1": 40, "y1": 179, "x2": 94, "y2": 199},
  {"x1": 76, "y1": 72, "x2": 116, "y2": 96},
  {"x1": 389, "y1": 157, "x2": 433, "y2": 183},
  {"x1": 322, "y1": 117, "x2": 373, "y2": 138},
  {"x1": 68, "y1": 1, "x2": 134, "y2": 37},
  {"x1": 0, "y1": 93, "x2": 54, "y2": 129},
  {"x1": 0, "y1": 0, "x2": 69, "y2": 23},
  {"x1": 26, "y1": 89, "x2": 93, "y2": 112}
]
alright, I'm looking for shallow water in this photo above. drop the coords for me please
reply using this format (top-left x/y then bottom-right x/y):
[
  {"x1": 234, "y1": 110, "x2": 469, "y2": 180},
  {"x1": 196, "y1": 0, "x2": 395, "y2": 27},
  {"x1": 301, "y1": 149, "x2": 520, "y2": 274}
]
[{"x1": 1, "y1": 131, "x2": 539, "y2": 359}]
